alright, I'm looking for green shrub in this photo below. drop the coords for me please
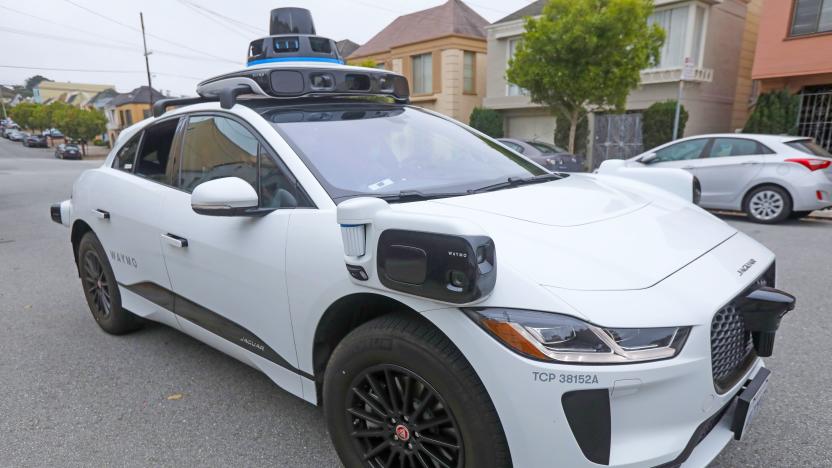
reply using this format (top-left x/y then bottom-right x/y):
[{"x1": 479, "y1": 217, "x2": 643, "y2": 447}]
[
  {"x1": 642, "y1": 100, "x2": 688, "y2": 150},
  {"x1": 743, "y1": 90, "x2": 799, "y2": 135},
  {"x1": 469, "y1": 107, "x2": 503, "y2": 138},
  {"x1": 93, "y1": 138, "x2": 106, "y2": 146}
]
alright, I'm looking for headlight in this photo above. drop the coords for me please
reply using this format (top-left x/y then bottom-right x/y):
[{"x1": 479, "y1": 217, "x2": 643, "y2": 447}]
[{"x1": 464, "y1": 308, "x2": 690, "y2": 364}]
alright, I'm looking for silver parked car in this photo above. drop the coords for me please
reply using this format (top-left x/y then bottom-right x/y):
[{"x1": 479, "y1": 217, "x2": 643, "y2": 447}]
[
  {"x1": 497, "y1": 138, "x2": 585, "y2": 172},
  {"x1": 629, "y1": 134, "x2": 832, "y2": 223}
]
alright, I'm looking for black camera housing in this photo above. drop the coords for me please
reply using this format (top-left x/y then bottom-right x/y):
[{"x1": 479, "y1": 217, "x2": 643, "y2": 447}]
[
  {"x1": 377, "y1": 230, "x2": 496, "y2": 304},
  {"x1": 737, "y1": 286, "x2": 795, "y2": 357}
]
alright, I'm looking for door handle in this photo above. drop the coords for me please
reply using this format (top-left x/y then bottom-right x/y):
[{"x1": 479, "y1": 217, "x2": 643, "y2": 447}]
[
  {"x1": 682, "y1": 166, "x2": 695, "y2": 170},
  {"x1": 161, "y1": 233, "x2": 188, "y2": 248},
  {"x1": 92, "y1": 209, "x2": 110, "y2": 220}
]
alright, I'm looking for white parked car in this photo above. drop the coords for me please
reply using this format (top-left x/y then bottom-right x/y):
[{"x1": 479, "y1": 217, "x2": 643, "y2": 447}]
[
  {"x1": 629, "y1": 134, "x2": 832, "y2": 223},
  {"x1": 50, "y1": 9, "x2": 797, "y2": 468}
]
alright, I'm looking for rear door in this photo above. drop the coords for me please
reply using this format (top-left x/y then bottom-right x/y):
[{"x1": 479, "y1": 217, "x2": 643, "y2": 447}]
[
  {"x1": 693, "y1": 137, "x2": 767, "y2": 208},
  {"x1": 86, "y1": 119, "x2": 183, "y2": 329}
]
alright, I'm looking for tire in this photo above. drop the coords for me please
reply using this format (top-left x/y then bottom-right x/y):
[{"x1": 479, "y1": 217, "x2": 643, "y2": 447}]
[
  {"x1": 790, "y1": 210, "x2": 812, "y2": 219},
  {"x1": 77, "y1": 232, "x2": 142, "y2": 334},
  {"x1": 743, "y1": 185, "x2": 792, "y2": 224},
  {"x1": 323, "y1": 313, "x2": 511, "y2": 468}
]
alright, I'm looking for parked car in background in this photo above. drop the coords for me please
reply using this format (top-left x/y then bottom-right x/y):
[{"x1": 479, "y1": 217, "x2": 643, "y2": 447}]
[
  {"x1": 8, "y1": 131, "x2": 27, "y2": 142},
  {"x1": 497, "y1": 138, "x2": 585, "y2": 172},
  {"x1": 629, "y1": 134, "x2": 832, "y2": 223},
  {"x1": 3, "y1": 125, "x2": 20, "y2": 139},
  {"x1": 43, "y1": 128, "x2": 64, "y2": 138},
  {"x1": 22, "y1": 134, "x2": 48, "y2": 148},
  {"x1": 54, "y1": 143, "x2": 82, "y2": 160}
]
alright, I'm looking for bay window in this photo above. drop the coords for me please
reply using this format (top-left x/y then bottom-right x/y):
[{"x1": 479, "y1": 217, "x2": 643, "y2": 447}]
[
  {"x1": 412, "y1": 53, "x2": 433, "y2": 95},
  {"x1": 647, "y1": 3, "x2": 708, "y2": 69}
]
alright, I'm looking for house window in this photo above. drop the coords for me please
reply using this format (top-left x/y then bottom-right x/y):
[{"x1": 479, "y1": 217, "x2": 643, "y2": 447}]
[
  {"x1": 791, "y1": 0, "x2": 832, "y2": 36},
  {"x1": 506, "y1": 38, "x2": 526, "y2": 96},
  {"x1": 463, "y1": 51, "x2": 475, "y2": 93},
  {"x1": 376, "y1": 62, "x2": 386, "y2": 70},
  {"x1": 142, "y1": 109, "x2": 151, "y2": 120},
  {"x1": 648, "y1": 3, "x2": 707, "y2": 68},
  {"x1": 412, "y1": 53, "x2": 433, "y2": 94}
]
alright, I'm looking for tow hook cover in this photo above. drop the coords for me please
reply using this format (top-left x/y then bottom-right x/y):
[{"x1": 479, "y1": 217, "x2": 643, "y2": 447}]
[{"x1": 738, "y1": 287, "x2": 796, "y2": 357}]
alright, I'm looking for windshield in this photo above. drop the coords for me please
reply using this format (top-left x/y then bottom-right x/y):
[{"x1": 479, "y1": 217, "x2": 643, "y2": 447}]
[
  {"x1": 787, "y1": 140, "x2": 832, "y2": 158},
  {"x1": 255, "y1": 103, "x2": 545, "y2": 200}
]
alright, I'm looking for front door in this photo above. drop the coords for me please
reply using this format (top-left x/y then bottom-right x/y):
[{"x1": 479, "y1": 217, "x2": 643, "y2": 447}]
[{"x1": 159, "y1": 113, "x2": 313, "y2": 398}]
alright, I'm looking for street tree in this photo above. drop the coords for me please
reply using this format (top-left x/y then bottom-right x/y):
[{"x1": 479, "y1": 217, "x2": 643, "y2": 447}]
[
  {"x1": 9, "y1": 102, "x2": 37, "y2": 130},
  {"x1": 24, "y1": 75, "x2": 51, "y2": 91},
  {"x1": 506, "y1": 0, "x2": 664, "y2": 153},
  {"x1": 53, "y1": 106, "x2": 106, "y2": 156}
]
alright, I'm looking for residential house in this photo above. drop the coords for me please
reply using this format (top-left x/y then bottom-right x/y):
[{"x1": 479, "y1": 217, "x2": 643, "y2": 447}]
[
  {"x1": 750, "y1": 0, "x2": 832, "y2": 150},
  {"x1": 485, "y1": 0, "x2": 762, "y2": 166},
  {"x1": 33, "y1": 81, "x2": 114, "y2": 106},
  {"x1": 336, "y1": 39, "x2": 360, "y2": 59},
  {"x1": 105, "y1": 86, "x2": 165, "y2": 145},
  {"x1": 347, "y1": 0, "x2": 488, "y2": 122}
]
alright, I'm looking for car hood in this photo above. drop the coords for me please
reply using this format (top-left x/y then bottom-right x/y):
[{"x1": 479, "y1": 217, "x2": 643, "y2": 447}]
[{"x1": 395, "y1": 175, "x2": 736, "y2": 291}]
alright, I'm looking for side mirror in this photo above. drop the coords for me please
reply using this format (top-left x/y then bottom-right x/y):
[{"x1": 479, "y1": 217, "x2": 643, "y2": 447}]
[
  {"x1": 639, "y1": 152, "x2": 658, "y2": 164},
  {"x1": 191, "y1": 177, "x2": 259, "y2": 216}
]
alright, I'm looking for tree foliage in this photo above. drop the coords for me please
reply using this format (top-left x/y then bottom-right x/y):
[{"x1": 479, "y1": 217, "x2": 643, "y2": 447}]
[
  {"x1": 52, "y1": 105, "x2": 107, "y2": 155},
  {"x1": 350, "y1": 59, "x2": 379, "y2": 68},
  {"x1": 9, "y1": 102, "x2": 38, "y2": 129},
  {"x1": 642, "y1": 100, "x2": 688, "y2": 149},
  {"x1": 743, "y1": 90, "x2": 799, "y2": 135},
  {"x1": 24, "y1": 75, "x2": 51, "y2": 91},
  {"x1": 506, "y1": 0, "x2": 664, "y2": 153},
  {"x1": 469, "y1": 107, "x2": 504, "y2": 138}
]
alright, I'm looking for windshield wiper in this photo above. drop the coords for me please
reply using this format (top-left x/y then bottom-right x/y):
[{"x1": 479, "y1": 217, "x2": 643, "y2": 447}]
[
  {"x1": 467, "y1": 173, "x2": 563, "y2": 194},
  {"x1": 376, "y1": 190, "x2": 469, "y2": 202}
]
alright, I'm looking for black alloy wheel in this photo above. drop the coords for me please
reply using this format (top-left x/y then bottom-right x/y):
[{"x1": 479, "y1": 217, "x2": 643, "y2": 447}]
[
  {"x1": 77, "y1": 232, "x2": 142, "y2": 334},
  {"x1": 346, "y1": 364, "x2": 463, "y2": 468},
  {"x1": 81, "y1": 249, "x2": 112, "y2": 320}
]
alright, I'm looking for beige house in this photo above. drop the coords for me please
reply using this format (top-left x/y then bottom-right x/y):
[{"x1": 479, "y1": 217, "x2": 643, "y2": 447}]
[
  {"x1": 33, "y1": 81, "x2": 114, "y2": 106},
  {"x1": 347, "y1": 0, "x2": 488, "y2": 122},
  {"x1": 484, "y1": 0, "x2": 762, "y2": 165}
]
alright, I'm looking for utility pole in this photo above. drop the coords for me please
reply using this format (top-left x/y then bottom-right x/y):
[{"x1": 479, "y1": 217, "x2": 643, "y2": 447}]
[{"x1": 140, "y1": 12, "x2": 154, "y2": 106}]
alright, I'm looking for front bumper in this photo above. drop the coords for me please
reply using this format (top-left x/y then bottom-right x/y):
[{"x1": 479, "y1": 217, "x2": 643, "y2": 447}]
[{"x1": 425, "y1": 307, "x2": 766, "y2": 467}]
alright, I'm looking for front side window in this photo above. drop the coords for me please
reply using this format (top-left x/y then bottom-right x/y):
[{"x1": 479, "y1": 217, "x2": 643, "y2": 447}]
[
  {"x1": 258, "y1": 103, "x2": 546, "y2": 201},
  {"x1": 178, "y1": 115, "x2": 258, "y2": 193},
  {"x1": 113, "y1": 133, "x2": 141, "y2": 171},
  {"x1": 134, "y1": 118, "x2": 179, "y2": 184},
  {"x1": 412, "y1": 53, "x2": 433, "y2": 94},
  {"x1": 178, "y1": 114, "x2": 310, "y2": 208},
  {"x1": 652, "y1": 138, "x2": 708, "y2": 163},
  {"x1": 708, "y1": 138, "x2": 761, "y2": 158},
  {"x1": 791, "y1": 0, "x2": 832, "y2": 36},
  {"x1": 463, "y1": 51, "x2": 475, "y2": 93}
]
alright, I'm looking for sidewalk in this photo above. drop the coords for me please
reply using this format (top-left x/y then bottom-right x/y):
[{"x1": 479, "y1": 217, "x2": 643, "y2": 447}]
[{"x1": 811, "y1": 209, "x2": 832, "y2": 219}]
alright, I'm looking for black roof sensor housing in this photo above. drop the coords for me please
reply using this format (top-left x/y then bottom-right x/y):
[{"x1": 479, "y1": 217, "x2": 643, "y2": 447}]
[
  {"x1": 247, "y1": 7, "x2": 342, "y2": 65},
  {"x1": 270, "y1": 7, "x2": 316, "y2": 35}
]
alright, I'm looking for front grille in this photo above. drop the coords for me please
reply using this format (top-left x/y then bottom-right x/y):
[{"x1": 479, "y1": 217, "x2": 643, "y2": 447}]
[{"x1": 710, "y1": 263, "x2": 774, "y2": 392}]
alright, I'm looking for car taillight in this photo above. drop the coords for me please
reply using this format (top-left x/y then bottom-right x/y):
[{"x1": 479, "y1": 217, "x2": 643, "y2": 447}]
[{"x1": 785, "y1": 158, "x2": 832, "y2": 171}]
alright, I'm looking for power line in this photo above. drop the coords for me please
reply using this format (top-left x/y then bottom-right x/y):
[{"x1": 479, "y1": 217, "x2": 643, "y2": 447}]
[
  {"x1": 176, "y1": 0, "x2": 253, "y2": 39},
  {"x1": 0, "y1": 4, "x2": 137, "y2": 48},
  {"x1": 178, "y1": 0, "x2": 263, "y2": 35},
  {"x1": 0, "y1": 65, "x2": 202, "y2": 80},
  {"x1": 61, "y1": 0, "x2": 239, "y2": 64},
  {"x1": 0, "y1": 26, "x2": 237, "y2": 64}
]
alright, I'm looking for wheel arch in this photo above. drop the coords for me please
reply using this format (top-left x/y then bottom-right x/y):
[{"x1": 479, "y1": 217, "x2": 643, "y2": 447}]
[
  {"x1": 311, "y1": 292, "x2": 426, "y2": 402},
  {"x1": 742, "y1": 181, "x2": 794, "y2": 210},
  {"x1": 70, "y1": 219, "x2": 94, "y2": 272}
]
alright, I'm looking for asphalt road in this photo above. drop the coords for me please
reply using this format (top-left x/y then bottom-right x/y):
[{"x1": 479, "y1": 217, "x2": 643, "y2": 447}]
[{"x1": 0, "y1": 137, "x2": 830, "y2": 467}]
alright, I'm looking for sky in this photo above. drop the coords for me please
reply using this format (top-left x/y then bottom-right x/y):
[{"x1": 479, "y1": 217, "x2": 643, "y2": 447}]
[{"x1": 0, "y1": 0, "x2": 533, "y2": 97}]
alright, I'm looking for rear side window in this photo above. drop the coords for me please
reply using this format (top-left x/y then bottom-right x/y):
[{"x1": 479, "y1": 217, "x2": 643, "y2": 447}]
[
  {"x1": 135, "y1": 118, "x2": 180, "y2": 185},
  {"x1": 787, "y1": 140, "x2": 832, "y2": 158},
  {"x1": 708, "y1": 138, "x2": 763, "y2": 157},
  {"x1": 113, "y1": 134, "x2": 141, "y2": 171}
]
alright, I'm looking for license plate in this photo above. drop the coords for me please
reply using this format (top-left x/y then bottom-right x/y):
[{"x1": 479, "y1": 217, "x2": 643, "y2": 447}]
[{"x1": 731, "y1": 367, "x2": 770, "y2": 440}]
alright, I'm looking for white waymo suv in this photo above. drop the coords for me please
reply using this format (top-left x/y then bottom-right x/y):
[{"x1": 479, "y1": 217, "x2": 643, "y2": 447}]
[{"x1": 50, "y1": 9, "x2": 797, "y2": 468}]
